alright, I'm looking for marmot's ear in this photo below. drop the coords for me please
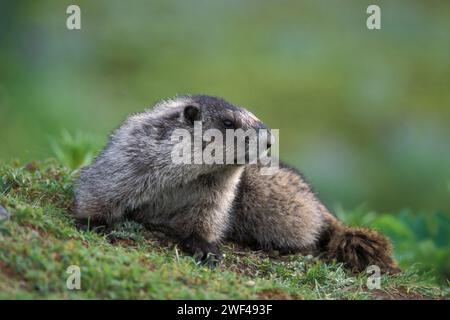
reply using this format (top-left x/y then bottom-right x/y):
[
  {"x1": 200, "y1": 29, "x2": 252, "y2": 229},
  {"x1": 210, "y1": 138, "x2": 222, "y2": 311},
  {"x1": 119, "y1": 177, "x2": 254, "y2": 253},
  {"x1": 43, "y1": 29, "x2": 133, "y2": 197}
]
[{"x1": 183, "y1": 105, "x2": 201, "y2": 124}]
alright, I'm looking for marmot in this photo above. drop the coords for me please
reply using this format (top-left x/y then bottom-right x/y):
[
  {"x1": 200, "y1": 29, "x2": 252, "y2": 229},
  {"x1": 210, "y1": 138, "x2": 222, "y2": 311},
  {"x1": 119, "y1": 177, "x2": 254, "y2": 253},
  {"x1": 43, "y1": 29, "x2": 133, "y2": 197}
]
[{"x1": 74, "y1": 95, "x2": 399, "y2": 273}]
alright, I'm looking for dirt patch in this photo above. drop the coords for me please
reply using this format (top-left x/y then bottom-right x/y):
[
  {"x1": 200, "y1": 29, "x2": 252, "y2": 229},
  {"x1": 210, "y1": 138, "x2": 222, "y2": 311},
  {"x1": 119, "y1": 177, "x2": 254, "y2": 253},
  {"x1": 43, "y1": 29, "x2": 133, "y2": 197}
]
[
  {"x1": 0, "y1": 262, "x2": 18, "y2": 279},
  {"x1": 256, "y1": 288, "x2": 299, "y2": 300},
  {"x1": 24, "y1": 162, "x2": 38, "y2": 173},
  {"x1": 369, "y1": 287, "x2": 427, "y2": 300},
  {"x1": 0, "y1": 262, "x2": 30, "y2": 290}
]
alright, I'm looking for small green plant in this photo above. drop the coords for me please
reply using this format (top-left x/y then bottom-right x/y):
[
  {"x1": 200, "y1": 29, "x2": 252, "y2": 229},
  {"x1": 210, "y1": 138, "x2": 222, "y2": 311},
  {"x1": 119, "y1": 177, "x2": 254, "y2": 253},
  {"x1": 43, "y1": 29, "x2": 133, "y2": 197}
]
[{"x1": 48, "y1": 130, "x2": 96, "y2": 170}]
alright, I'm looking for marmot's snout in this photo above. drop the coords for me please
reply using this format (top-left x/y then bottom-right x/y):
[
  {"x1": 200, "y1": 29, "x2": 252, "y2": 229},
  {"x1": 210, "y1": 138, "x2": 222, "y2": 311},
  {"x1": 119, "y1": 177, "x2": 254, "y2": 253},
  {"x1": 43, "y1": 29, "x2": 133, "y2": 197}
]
[{"x1": 253, "y1": 120, "x2": 272, "y2": 149}]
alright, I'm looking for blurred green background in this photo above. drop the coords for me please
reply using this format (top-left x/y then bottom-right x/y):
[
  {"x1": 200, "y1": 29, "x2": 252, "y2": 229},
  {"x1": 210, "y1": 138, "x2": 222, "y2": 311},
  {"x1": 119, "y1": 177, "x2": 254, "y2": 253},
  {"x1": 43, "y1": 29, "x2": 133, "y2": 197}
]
[{"x1": 0, "y1": 1, "x2": 448, "y2": 283}]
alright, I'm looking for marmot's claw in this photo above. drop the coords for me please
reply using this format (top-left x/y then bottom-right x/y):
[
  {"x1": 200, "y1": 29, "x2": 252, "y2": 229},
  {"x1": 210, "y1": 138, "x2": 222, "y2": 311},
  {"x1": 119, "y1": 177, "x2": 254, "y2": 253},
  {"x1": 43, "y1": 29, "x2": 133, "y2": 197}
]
[
  {"x1": 181, "y1": 234, "x2": 222, "y2": 267},
  {"x1": 195, "y1": 250, "x2": 223, "y2": 268}
]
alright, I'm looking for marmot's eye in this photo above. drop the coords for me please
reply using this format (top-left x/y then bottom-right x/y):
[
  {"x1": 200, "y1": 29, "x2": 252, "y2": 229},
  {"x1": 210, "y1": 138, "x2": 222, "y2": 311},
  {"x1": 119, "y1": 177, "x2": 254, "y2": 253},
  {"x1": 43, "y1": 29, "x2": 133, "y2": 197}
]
[{"x1": 223, "y1": 119, "x2": 234, "y2": 129}]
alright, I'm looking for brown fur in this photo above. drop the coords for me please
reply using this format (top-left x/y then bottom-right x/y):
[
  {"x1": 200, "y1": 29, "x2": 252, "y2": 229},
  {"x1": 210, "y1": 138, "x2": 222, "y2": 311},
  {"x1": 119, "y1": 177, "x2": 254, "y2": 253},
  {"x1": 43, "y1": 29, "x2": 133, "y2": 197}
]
[{"x1": 321, "y1": 215, "x2": 400, "y2": 273}]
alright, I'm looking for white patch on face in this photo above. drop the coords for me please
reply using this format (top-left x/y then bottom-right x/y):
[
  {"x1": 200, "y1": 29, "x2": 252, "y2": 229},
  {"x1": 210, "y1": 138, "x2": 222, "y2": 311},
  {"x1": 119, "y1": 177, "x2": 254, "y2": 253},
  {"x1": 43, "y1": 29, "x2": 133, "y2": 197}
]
[
  {"x1": 247, "y1": 111, "x2": 261, "y2": 127},
  {"x1": 247, "y1": 110, "x2": 260, "y2": 123}
]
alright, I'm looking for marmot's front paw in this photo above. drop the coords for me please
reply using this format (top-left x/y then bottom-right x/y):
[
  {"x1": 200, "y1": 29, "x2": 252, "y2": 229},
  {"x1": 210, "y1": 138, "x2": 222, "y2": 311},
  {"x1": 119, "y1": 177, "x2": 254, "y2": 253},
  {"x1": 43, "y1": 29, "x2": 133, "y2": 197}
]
[
  {"x1": 180, "y1": 234, "x2": 223, "y2": 267},
  {"x1": 197, "y1": 244, "x2": 223, "y2": 268}
]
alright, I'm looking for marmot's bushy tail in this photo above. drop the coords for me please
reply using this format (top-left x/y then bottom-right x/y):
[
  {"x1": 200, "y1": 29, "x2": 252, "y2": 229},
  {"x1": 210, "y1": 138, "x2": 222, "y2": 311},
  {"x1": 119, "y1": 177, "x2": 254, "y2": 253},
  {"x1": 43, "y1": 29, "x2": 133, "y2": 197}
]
[{"x1": 319, "y1": 212, "x2": 400, "y2": 274}]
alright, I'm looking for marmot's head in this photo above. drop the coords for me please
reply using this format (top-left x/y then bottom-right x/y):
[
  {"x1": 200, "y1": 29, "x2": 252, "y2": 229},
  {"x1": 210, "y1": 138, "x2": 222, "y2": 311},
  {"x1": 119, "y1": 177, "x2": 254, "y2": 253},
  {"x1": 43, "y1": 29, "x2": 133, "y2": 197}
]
[
  {"x1": 152, "y1": 95, "x2": 272, "y2": 164},
  {"x1": 142, "y1": 95, "x2": 272, "y2": 166}
]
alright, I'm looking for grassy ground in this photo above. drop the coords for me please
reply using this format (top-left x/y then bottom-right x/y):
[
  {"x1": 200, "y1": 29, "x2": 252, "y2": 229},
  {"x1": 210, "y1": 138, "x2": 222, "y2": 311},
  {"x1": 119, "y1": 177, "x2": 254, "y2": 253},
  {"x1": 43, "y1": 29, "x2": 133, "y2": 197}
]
[{"x1": 0, "y1": 160, "x2": 448, "y2": 299}]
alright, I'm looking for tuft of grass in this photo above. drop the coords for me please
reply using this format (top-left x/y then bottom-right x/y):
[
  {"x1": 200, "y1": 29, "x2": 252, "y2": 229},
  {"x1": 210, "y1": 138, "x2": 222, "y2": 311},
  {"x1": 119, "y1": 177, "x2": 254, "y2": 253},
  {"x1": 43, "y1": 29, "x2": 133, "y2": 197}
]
[
  {"x1": 0, "y1": 160, "x2": 448, "y2": 299},
  {"x1": 48, "y1": 131, "x2": 97, "y2": 170}
]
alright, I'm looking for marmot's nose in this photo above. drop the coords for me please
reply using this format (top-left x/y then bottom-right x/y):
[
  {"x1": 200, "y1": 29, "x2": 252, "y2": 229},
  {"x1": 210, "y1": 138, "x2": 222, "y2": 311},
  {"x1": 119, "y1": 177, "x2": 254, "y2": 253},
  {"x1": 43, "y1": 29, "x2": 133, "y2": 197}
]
[{"x1": 266, "y1": 130, "x2": 273, "y2": 149}]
